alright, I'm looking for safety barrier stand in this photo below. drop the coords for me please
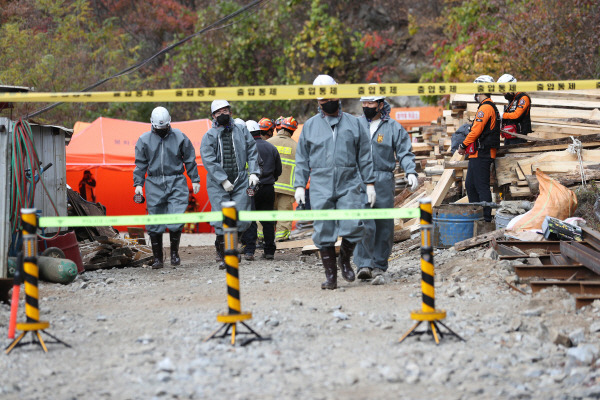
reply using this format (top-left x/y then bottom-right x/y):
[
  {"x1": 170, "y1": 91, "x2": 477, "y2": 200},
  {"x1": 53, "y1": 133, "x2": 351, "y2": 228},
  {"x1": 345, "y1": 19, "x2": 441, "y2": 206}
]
[
  {"x1": 399, "y1": 199, "x2": 464, "y2": 345},
  {"x1": 6, "y1": 208, "x2": 70, "y2": 354},
  {"x1": 204, "y1": 201, "x2": 269, "y2": 346}
]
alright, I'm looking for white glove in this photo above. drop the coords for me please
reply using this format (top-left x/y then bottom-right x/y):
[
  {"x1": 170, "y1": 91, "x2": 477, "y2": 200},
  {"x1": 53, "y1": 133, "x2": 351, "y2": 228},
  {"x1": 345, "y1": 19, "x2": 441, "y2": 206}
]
[
  {"x1": 295, "y1": 187, "x2": 305, "y2": 205},
  {"x1": 407, "y1": 174, "x2": 419, "y2": 192},
  {"x1": 135, "y1": 185, "x2": 143, "y2": 195},
  {"x1": 192, "y1": 182, "x2": 201, "y2": 194},
  {"x1": 222, "y1": 180, "x2": 234, "y2": 192},
  {"x1": 249, "y1": 174, "x2": 260, "y2": 187},
  {"x1": 366, "y1": 184, "x2": 376, "y2": 208}
]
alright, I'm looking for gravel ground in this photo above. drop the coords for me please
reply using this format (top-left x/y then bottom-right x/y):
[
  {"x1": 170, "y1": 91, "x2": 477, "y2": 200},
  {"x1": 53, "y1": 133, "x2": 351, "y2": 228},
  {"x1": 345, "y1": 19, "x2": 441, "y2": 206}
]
[{"x1": 2, "y1": 237, "x2": 600, "y2": 400}]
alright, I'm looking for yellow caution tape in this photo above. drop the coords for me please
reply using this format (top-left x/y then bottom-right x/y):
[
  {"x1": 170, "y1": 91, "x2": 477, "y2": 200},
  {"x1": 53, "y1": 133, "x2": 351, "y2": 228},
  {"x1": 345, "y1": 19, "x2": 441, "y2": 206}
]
[
  {"x1": 38, "y1": 208, "x2": 420, "y2": 228},
  {"x1": 2, "y1": 80, "x2": 599, "y2": 103}
]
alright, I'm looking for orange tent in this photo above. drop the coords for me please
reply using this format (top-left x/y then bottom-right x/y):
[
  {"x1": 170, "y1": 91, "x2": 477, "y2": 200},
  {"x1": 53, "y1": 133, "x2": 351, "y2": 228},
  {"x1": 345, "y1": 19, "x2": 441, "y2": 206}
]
[{"x1": 66, "y1": 117, "x2": 213, "y2": 232}]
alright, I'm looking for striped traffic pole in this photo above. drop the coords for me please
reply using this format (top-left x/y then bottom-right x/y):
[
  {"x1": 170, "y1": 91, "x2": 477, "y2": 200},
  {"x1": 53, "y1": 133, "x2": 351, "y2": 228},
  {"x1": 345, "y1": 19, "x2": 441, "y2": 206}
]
[
  {"x1": 6, "y1": 209, "x2": 70, "y2": 354},
  {"x1": 204, "y1": 201, "x2": 267, "y2": 346},
  {"x1": 399, "y1": 199, "x2": 464, "y2": 345}
]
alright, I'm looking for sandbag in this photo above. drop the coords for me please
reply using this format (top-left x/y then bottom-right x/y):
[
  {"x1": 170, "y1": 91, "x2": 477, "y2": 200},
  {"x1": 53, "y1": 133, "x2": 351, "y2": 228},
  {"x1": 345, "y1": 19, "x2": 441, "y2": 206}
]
[{"x1": 510, "y1": 169, "x2": 577, "y2": 232}]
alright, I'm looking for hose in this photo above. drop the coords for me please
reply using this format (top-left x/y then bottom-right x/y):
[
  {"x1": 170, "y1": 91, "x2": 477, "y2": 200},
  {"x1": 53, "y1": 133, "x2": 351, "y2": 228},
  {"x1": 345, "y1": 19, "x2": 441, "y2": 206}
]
[{"x1": 9, "y1": 119, "x2": 60, "y2": 239}]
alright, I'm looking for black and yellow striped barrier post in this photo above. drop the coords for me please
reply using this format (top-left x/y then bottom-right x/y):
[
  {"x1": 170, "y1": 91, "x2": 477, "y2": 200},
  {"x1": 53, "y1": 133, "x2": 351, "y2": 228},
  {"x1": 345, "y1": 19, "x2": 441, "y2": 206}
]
[
  {"x1": 399, "y1": 199, "x2": 464, "y2": 345},
  {"x1": 204, "y1": 201, "x2": 268, "y2": 346},
  {"x1": 6, "y1": 208, "x2": 70, "y2": 354}
]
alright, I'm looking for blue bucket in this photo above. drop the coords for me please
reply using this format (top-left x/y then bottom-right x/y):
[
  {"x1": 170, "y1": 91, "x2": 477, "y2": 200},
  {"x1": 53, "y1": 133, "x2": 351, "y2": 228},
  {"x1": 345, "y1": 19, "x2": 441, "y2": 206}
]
[{"x1": 433, "y1": 205, "x2": 483, "y2": 249}]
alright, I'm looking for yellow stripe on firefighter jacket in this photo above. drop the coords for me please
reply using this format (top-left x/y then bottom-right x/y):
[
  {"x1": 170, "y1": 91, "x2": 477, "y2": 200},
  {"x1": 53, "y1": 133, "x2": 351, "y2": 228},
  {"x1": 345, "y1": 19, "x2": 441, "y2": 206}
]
[{"x1": 267, "y1": 132, "x2": 297, "y2": 195}]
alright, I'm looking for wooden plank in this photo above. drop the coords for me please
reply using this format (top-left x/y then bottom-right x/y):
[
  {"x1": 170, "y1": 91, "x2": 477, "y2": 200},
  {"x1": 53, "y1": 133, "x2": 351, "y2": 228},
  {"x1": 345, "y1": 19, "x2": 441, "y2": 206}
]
[
  {"x1": 277, "y1": 238, "x2": 314, "y2": 250},
  {"x1": 509, "y1": 186, "x2": 532, "y2": 197},
  {"x1": 532, "y1": 161, "x2": 600, "y2": 174},
  {"x1": 455, "y1": 229, "x2": 506, "y2": 251},
  {"x1": 445, "y1": 161, "x2": 469, "y2": 169},
  {"x1": 302, "y1": 239, "x2": 341, "y2": 255},
  {"x1": 454, "y1": 93, "x2": 600, "y2": 109},
  {"x1": 500, "y1": 141, "x2": 600, "y2": 154},
  {"x1": 429, "y1": 151, "x2": 465, "y2": 207}
]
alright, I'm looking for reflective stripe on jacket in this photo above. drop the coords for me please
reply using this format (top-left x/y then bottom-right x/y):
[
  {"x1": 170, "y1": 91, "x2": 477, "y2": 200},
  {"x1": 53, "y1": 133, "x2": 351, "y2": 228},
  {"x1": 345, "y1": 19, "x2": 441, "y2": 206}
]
[{"x1": 268, "y1": 132, "x2": 297, "y2": 194}]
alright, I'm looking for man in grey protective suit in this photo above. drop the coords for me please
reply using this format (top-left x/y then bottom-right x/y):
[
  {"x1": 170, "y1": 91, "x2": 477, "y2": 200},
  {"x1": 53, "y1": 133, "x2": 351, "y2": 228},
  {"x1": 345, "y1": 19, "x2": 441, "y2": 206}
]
[
  {"x1": 353, "y1": 92, "x2": 418, "y2": 281},
  {"x1": 134, "y1": 106, "x2": 201, "y2": 269},
  {"x1": 200, "y1": 100, "x2": 261, "y2": 269},
  {"x1": 294, "y1": 74, "x2": 376, "y2": 290}
]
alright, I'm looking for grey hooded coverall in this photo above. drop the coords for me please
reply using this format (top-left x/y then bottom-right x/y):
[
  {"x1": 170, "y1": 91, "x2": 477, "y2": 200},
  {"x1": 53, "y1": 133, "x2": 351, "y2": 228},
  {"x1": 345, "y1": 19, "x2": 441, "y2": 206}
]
[
  {"x1": 353, "y1": 101, "x2": 417, "y2": 271},
  {"x1": 200, "y1": 120, "x2": 260, "y2": 234},
  {"x1": 133, "y1": 128, "x2": 200, "y2": 234},
  {"x1": 294, "y1": 106, "x2": 375, "y2": 248}
]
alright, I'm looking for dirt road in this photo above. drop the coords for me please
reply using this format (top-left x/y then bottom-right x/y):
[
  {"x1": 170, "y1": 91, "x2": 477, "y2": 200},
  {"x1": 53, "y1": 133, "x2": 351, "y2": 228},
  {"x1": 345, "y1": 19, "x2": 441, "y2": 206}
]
[{"x1": 1, "y1": 238, "x2": 600, "y2": 399}]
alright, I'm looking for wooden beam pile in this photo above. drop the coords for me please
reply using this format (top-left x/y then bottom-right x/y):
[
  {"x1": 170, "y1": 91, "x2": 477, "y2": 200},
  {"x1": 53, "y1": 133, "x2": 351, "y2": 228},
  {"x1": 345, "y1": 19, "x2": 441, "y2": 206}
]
[
  {"x1": 391, "y1": 90, "x2": 600, "y2": 239},
  {"x1": 80, "y1": 236, "x2": 153, "y2": 271}
]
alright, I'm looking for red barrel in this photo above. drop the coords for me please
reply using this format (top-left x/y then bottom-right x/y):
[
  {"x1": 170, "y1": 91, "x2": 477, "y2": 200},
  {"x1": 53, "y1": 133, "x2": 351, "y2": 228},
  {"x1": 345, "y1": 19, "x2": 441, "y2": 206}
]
[{"x1": 38, "y1": 231, "x2": 84, "y2": 274}]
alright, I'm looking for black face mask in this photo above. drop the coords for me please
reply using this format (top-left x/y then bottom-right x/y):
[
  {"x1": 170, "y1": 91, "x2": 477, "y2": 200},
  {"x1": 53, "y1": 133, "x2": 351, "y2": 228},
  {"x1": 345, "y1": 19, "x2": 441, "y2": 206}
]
[
  {"x1": 321, "y1": 100, "x2": 339, "y2": 115},
  {"x1": 216, "y1": 114, "x2": 230, "y2": 126},
  {"x1": 153, "y1": 126, "x2": 169, "y2": 138},
  {"x1": 504, "y1": 93, "x2": 515, "y2": 101},
  {"x1": 363, "y1": 106, "x2": 379, "y2": 120}
]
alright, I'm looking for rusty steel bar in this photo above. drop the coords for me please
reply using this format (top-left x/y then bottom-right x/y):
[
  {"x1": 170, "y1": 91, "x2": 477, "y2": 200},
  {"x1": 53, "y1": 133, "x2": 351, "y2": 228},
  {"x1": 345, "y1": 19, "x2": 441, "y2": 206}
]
[
  {"x1": 514, "y1": 265, "x2": 600, "y2": 280},
  {"x1": 560, "y1": 241, "x2": 600, "y2": 275},
  {"x1": 530, "y1": 280, "x2": 600, "y2": 295}
]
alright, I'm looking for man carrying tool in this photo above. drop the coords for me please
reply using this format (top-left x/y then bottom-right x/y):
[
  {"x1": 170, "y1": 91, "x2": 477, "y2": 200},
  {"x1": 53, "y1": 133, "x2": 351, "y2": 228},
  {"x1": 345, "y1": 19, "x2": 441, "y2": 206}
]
[
  {"x1": 295, "y1": 74, "x2": 375, "y2": 290},
  {"x1": 497, "y1": 73, "x2": 532, "y2": 146},
  {"x1": 134, "y1": 106, "x2": 201, "y2": 269},
  {"x1": 458, "y1": 75, "x2": 501, "y2": 223},
  {"x1": 239, "y1": 120, "x2": 282, "y2": 261},
  {"x1": 353, "y1": 90, "x2": 418, "y2": 281},
  {"x1": 200, "y1": 100, "x2": 260, "y2": 269},
  {"x1": 267, "y1": 116, "x2": 298, "y2": 242}
]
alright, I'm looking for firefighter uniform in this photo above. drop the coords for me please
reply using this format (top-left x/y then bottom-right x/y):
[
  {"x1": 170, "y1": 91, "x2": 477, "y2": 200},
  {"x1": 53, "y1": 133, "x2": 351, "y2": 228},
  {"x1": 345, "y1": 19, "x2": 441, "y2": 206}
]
[
  {"x1": 502, "y1": 92, "x2": 532, "y2": 146},
  {"x1": 267, "y1": 130, "x2": 297, "y2": 241},
  {"x1": 460, "y1": 98, "x2": 500, "y2": 222}
]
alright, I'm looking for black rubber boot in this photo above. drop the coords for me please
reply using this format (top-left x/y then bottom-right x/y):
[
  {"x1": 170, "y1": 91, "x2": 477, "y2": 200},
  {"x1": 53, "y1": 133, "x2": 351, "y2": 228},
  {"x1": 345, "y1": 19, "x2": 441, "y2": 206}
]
[
  {"x1": 169, "y1": 230, "x2": 181, "y2": 266},
  {"x1": 319, "y1": 247, "x2": 337, "y2": 290},
  {"x1": 149, "y1": 233, "x2": 164, "y2": 269},
  {"x1": 215, "y1": 235, "x2": 226, "y2": 270},
  {"x1": 338, "y1": 238, "x2": 356, "y2": 282}
]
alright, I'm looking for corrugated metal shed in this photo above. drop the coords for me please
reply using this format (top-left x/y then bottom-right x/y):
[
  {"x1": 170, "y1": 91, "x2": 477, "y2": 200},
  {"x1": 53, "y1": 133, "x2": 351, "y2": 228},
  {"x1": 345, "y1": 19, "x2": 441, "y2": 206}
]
[{"x1": 0, "y1": 118, "x2": 71, "y2": 277}]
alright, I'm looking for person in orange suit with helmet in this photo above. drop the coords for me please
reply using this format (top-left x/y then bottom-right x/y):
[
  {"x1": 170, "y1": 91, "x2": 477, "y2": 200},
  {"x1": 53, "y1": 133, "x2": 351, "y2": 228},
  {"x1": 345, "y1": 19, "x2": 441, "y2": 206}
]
[{"x1": 497, "y1": 73, "x2": 532, "y2": 146}]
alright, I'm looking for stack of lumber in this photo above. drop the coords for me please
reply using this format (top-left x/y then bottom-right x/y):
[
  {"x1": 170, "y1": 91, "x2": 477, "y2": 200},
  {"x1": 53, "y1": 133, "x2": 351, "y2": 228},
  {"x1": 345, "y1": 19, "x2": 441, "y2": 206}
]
[
  {"x1": 391, "y1": 89, "x2": 600, "y2": 241},
  {"x1": 445, "y1": 90, "x2": 600, "y2": 198},
  {"x1": 79, "y1": 236, "x2": 153, "y2": 271},
  {"x1": 448, "y1": 91, "x2": 600, "y2": 140}
]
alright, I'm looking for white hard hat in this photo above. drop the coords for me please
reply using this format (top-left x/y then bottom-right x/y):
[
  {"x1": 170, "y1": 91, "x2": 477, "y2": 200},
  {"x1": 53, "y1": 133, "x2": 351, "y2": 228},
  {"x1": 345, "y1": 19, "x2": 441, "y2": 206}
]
[
  {"x1": 234, "y1": 118, "x2": 245, "y2": 126},
  {"x1": 497, "y1": 73, "x2": 517, "y2": 83},
  {"x1": 360, "y1": 84, "x2": 385, "y2": 102},
  {"x1": 211, "y1": 99, "x2": 231, "y2": 114},
  {"x1": 245, "y1": 120, "x2": 260, "y2": 132},
  {"x1": 313, "y1": 74, "x2": 337, "y2": 86},
  {"x1": 150, "y1": 106, "x2": 171, "y2": 129},
  {"x1": 473, "y1": 75, "x2": 495, "y2": 83},
  {"x1": 313, "y1": 74, "x2": 337, "y2": 100}
]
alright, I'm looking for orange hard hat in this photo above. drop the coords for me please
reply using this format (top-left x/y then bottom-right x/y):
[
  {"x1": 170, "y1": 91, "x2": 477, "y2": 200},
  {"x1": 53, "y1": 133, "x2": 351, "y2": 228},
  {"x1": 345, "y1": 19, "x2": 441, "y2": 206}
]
[
  {"x1": 258, "y1": 117, "x2": 275, "y2": 131},
  {"x1": 281, "y1": 116, "x2": 298, "y2": 132}
]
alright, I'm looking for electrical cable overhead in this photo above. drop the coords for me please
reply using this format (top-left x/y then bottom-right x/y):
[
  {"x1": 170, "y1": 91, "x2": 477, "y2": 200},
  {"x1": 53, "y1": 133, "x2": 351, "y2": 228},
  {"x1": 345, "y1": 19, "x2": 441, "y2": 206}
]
[{"x1": 26, "y1": 0, "x2": 270, "y2": 119}]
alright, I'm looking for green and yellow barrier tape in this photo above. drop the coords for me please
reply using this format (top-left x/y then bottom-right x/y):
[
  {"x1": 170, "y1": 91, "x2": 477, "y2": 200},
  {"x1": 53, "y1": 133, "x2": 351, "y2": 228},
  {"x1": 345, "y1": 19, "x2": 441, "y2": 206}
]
[{"x1": 38, "y1": 208, "x2": 420, "y2": 228}]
